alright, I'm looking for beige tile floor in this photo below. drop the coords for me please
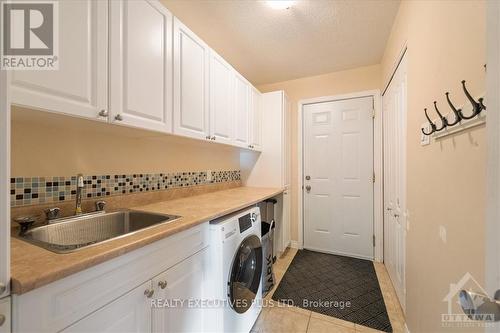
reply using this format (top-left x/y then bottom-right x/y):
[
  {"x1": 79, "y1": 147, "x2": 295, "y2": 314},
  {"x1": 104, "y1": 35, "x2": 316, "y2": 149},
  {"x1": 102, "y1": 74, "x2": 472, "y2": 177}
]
[{"x1": 252, "y1": 248, "x2": 406, "y2": 333}]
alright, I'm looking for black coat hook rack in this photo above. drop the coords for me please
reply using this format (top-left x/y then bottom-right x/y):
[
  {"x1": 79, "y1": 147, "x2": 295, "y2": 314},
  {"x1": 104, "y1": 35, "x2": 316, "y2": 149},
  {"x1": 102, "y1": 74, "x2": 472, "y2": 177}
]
[{"x1": 421, "y1": 80, "x2": 486, "y2": 137}]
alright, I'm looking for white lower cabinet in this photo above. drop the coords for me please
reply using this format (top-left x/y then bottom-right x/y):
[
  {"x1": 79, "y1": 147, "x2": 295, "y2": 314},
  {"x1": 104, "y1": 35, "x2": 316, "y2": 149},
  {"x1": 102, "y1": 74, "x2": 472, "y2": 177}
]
[
  {"x1": 152, "y1": 247, "x2": 208, "y2": 333},
  {"x1": 62, "y1": 281, "x2": 152, "y2": 333},
  {"x1": 64, "y1": 248, "x2": 208, "y2": 333},
  {"x1": 12, "y1": 223, "x2": 209, "y2": 333}
]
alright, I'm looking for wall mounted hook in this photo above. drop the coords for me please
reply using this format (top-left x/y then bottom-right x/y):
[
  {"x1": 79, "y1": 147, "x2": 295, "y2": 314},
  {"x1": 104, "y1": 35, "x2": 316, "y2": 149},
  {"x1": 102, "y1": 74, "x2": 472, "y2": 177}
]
[
  {"x1": 444, "y1": 92, "x2": 462, "y2": 126},
  {"x1": 461, "y1": 80, "x2": 484, "y2": 119},
  {"x1": 421, "y1": 108, "x2": 436, "y2": 136},
  {"x1": 433, "y1": 101, "x2": 448, "y2": 131}
]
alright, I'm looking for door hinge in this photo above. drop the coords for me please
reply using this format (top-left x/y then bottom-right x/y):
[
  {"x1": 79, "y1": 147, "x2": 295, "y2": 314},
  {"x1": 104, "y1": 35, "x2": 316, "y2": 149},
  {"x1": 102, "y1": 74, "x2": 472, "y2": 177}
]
[
  {"x1": 373, "y1": 235, "x2": 376, "y2": 247},
  {"x1": 372, "y1": 172, "x2": 376, "y2": 183}
]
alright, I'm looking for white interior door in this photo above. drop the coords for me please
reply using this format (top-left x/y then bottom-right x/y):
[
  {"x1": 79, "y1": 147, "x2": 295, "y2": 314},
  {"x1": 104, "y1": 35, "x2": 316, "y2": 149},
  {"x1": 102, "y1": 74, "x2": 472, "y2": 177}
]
[
  {"x1": 303, "y1": 97, "x2": 374, "y2": 259},
  {"x1": 383, "y1": 54, "x2": 407, "y2": 312}
]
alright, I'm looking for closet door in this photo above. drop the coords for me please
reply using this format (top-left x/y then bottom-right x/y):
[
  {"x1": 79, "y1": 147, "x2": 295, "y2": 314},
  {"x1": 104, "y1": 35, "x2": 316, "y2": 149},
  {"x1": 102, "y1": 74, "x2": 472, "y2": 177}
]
[
  {"x1": 109, "y1": 0, "x2": 173, "y2": 133},
  {"x1": 383, "y1": 54, "x2": 407, "y2": 312},
  {"x1": 11, "y1": 0, "x2": 108, "y2": 121},
  {"x1": 173, "y1": 18, "x2": 210, "y2": 140},
  {"x1": 209, "y1": 51, "x2": 234, "y2": 144}
]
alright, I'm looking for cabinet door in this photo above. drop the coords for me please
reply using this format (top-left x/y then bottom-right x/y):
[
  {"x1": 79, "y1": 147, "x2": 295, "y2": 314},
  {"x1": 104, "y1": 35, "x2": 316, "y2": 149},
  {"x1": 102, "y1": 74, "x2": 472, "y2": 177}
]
[
  {"x1": 62, "y1": 281, "x2": 152, "y2": 333},
  {"x1": 283, "y1": 93, "x2": 291, "y2": 187},
  {"x1": 233, "y1": 75, "x2": 250, "y2": 147},
  {"x1": 209, "y1": 51, "x2": 234, "y2": 144},
  {"x1": 110, "y1": 0, "x2": 173, "y2": 133},
  {"x1": 249, "y1": 88, "x2": 262, "y2": 151},
  {"x1": 173, "y1": 18, "x2": 210, "y2": 140},
  {"x1": 152, "y1": 248, "x2": 208, "y2": 333},
  {"x1": 10, "y1": 0, "x2": 108, "y2": 121}
]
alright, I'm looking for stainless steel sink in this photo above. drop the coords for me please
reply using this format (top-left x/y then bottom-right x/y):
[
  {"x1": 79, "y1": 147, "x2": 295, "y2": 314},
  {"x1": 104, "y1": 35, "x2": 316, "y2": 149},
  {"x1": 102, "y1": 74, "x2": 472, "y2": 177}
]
[{"x1": 17, "y1": 210, "x2": 181, "y2": 253}]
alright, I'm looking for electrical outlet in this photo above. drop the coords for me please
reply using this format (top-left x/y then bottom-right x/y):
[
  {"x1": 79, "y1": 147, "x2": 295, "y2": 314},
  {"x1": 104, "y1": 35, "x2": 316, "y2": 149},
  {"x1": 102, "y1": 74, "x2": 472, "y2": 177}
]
[
  {"x1": 206, "y1": 170, "x2": 212, "y2": 182},
  {"x1": 420, "y1": 123, "x2": 431, "y2": 146},
  {"x1": 439, "y1": 225, "x2": 447, "y2": 244}
]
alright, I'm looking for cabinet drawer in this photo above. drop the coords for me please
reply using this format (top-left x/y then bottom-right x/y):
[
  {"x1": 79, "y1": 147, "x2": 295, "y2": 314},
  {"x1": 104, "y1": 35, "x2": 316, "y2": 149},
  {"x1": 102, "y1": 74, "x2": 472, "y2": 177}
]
[{"x1": 13, "y1": 223, "x2": 208, "y2": 333}]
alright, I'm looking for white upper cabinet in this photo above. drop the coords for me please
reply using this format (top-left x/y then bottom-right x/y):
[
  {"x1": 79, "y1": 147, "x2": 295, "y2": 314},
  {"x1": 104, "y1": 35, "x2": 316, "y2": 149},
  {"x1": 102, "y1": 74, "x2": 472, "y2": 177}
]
[
  {"x1": 173, "y1": 18, "x2": 210, "y2": 140},
  {"x1": 209, "y1": 51, "x2": 234, "y2": 144},
  {"x1": 109, "y1": 0, "x2": 173, "y2": 133},
  {"x1": 233, "y1": 75, "x2": 250, "y2": 147},
  {"x1": 10, "y1": 0, "x2": 108, "y2": 121},
  {"x1": 249, "y1": 87, "x2": 262, "y2": 150}
]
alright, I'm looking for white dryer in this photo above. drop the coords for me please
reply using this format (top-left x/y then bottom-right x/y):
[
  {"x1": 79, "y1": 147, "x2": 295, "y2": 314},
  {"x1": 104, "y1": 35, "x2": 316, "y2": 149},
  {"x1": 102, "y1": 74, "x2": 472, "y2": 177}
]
[{"x1": 207, "y1": 206, "x2": 263, "y2": 333}]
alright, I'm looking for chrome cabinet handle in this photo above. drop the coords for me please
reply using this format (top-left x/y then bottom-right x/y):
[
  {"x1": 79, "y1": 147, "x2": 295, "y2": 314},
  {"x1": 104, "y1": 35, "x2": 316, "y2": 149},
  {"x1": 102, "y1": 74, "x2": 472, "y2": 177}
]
[
  {"x1": 114, "y1": 114, "x2": 123, "y2": 121},
  {"x1": 0, "y1": 314, "x2": 5, "y2": 326},
  {"x1": 158, "y1": 280, "x2": 168, "y2": 289},
  {"x1": 305, "y1": 175, "x2": 311, "y2": 180},
  {"x1": 144, "y1": 289, "x2": 154, "y2": 298},
  {"x1": 98, "y1": 109, "x2": 108, "y2": 117},
  {"x1": 0, "y1": 282, "x2": 5, "y2": 294}
]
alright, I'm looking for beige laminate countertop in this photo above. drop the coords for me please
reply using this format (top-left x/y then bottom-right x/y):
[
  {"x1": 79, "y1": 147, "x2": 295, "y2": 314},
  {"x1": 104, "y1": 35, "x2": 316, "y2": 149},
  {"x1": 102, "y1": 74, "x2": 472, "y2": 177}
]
[{"x1": 11, "y1": 186, "x2": 283, "y2": 295}]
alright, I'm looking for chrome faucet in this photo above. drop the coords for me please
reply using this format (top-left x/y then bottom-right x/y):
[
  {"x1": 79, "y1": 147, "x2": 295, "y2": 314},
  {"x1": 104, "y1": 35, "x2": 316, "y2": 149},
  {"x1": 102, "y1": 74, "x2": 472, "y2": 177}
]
[{"x1": 75, "y1": 174, "x2": 84, "y2": 215}]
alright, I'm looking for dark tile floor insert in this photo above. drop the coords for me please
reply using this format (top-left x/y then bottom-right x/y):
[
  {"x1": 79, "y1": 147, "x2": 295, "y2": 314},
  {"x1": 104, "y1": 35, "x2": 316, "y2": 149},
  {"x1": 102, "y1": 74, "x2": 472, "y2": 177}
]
[{"x1": 272, "y1": 249, "x2": 393, "y2": 332}]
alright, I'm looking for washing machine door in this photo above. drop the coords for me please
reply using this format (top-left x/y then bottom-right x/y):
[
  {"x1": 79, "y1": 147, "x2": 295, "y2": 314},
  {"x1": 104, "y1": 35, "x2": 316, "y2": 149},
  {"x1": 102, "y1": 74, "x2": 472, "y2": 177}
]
[{"x1": 228, "y1": 234, "x2": 263, "y2": 314}]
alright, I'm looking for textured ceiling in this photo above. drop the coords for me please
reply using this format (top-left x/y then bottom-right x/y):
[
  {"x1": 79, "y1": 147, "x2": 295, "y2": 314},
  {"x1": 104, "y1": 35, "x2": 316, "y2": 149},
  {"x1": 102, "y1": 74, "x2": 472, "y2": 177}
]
[{"x1": 161, "y1": 0, "x2": 400, "y2": 85}]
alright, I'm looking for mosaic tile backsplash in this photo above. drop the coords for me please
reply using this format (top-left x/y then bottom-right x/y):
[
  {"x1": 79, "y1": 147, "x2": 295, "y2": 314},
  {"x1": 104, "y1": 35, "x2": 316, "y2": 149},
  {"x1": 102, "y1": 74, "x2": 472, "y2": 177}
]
[{"x1": 11, "y1": 170, "x2": 241, "y2": 207}]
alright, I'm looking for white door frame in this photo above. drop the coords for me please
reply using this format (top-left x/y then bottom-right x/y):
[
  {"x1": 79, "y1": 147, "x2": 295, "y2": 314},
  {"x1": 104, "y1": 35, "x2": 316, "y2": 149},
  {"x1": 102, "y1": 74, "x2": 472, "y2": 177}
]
[
  {"x1": 0, "y1": 67, "x2": 11, "y2": 298},
  {"x1": 297, "y1": 90, "x2": 383, "y2": 262},
  {"x1": 486, "y1": 2, "x2": 500, "y2": 330}
]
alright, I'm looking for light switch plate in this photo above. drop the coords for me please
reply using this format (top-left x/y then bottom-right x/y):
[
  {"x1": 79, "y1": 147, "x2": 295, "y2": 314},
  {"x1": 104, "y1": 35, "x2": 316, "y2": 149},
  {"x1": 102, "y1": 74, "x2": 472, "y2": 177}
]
[{"x1": 420, "y1": 123, "x2": 431, "y2": 146}]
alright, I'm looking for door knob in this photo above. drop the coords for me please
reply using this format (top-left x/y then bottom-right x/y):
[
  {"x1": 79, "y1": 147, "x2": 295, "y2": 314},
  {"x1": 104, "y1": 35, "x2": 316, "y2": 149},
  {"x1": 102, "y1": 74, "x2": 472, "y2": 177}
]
[
  {"x1": 144, "y1": 289, "x2": 154, "y2": 298},
  {"x1": 305, "y1": 175, "x2": 311, "y2": 180},
  {"x1": 158, "y1": 280, "x2": 168, "y2": 289},
  {"x1": 305, "y1": 185, "x2": 311, "y2": 192}
]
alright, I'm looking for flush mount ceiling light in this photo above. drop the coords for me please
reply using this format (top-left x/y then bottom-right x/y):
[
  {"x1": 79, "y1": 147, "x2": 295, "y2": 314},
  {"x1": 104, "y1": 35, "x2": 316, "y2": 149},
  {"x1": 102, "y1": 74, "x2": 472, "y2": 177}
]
[{"x1": 266, "y1": 0, "x2": 295, "y2": 10}]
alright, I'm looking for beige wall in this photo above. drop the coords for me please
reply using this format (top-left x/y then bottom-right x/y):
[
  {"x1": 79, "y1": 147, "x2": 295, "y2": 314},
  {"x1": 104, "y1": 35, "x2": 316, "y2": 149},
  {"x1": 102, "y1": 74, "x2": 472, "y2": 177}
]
[
  {"x1": 258, "y1": 64, "x2": 382, "y2": 243},
  {"x1": 381, "y1": 1, "x2": 486, "y2": 332},
  {"x1": 11, "y1": 107, "x2": 240, "y2": 177}
]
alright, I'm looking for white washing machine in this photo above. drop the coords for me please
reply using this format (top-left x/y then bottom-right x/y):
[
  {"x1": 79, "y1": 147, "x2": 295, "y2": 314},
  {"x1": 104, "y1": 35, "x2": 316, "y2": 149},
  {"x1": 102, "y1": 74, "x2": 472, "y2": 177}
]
[{"x1": 207, "y1": 206, "x2": 263, "y2": 333}]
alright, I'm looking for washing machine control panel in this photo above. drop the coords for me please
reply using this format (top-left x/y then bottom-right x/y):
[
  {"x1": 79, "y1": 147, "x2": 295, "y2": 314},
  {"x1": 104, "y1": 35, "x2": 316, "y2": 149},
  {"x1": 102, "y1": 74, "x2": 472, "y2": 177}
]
[{"x1": 238, "y1": 213, "x2": 252, "y2": 233}]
